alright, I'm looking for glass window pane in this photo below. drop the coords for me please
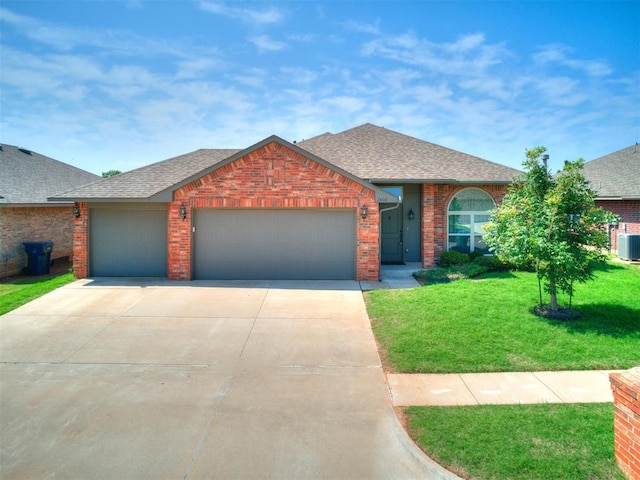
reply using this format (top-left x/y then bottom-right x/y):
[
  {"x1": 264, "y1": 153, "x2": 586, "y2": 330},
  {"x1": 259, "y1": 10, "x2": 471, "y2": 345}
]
[
  {"x1": 473, "y1": 215, "x2": 490, "y2": 235},
  {"x1": 449, "y1": 235, "x2": 470, "y2": 253},
  {"x1": 449, "y1": 215, "x2": 470, "y2": 234},
  {"x1": 382, "y1": 186, "x2": 403, "y2": 202},
  {"x1": 474, "y1": 236, "x2": 490, "y2": 254},
  {"x1": 448, "y1": 189, "x2": 494, "y2": 212}
]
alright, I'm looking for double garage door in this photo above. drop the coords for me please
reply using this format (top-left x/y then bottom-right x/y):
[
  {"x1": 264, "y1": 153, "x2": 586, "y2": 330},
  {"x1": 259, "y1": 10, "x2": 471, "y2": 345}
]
[
  {"x1": 194, "y1": 209, "x2": 356, "y2": 280},
  {"x1": 90, "y1": 207, "x2": 356, "y2": 280}
]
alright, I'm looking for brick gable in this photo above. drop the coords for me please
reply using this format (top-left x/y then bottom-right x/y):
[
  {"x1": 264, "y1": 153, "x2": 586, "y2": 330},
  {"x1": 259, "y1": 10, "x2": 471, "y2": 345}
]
[{"x1": 168, "y1": 141, "x2": 380, "y2": 280}]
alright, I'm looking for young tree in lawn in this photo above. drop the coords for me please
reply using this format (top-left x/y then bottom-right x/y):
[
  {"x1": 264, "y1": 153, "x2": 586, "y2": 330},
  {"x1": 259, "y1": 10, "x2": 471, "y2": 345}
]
[{"x1": 485, "y1": 146, "x2": 613, "y2": 314}]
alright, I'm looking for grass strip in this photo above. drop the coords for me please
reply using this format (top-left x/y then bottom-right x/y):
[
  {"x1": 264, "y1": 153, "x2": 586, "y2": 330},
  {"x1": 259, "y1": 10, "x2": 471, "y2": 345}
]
[
  {"x1": 405, "y1": 403, "x2": 625, "y2": 480},
  {"x1": 0, "y1": 273, "x2": 75, "y2": 316}
]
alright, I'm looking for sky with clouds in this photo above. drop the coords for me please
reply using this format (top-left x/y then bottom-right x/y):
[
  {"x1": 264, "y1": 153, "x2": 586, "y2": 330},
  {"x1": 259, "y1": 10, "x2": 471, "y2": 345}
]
[{"x1": 1, "y1": 1, "x2": 638, "y2": 175}]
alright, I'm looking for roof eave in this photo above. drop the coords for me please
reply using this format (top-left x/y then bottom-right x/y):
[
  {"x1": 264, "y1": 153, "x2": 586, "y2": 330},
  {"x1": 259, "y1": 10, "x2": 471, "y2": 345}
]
[
  {"x1": 367, "y1": 178, "x2": 515, "y2": 185},
  {"x1": 47, "y1": 196, "x2": 165, "y2": 203},
  {"x1": 1, "y1": 202, "x2": 75, "y2": 207},
  {"x1": 596, "y1": 196, "x2": 640, "y2": 201}
]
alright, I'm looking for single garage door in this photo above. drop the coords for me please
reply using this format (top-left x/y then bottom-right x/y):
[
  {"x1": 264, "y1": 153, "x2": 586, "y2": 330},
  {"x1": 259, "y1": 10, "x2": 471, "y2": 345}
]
[
  {"x1": 90, "y1": 207, "x2": 167, "y2": 277},
  {"x1": 194, "y1": 209, "x2": 356, "y2": 280}
]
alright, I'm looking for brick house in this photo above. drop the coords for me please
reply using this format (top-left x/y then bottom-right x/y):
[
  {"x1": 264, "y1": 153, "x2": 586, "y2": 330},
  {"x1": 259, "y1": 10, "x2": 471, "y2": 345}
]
[
  {"x1": 582, "y1": 144, "x2": 640, "y2": 254},
  {"x1": 52, "y1": 124, "x2": 520, "y2": 281},
  {"x1": 0, "y1": 144, "x2": 100, "y2": 278}
]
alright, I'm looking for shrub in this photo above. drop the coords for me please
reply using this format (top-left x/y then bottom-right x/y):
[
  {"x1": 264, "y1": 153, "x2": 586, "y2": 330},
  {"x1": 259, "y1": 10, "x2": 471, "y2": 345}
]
[
  {"x1": 469, "y1": 250, "x2": 485, "y2": 261},
  {"x1": 438, "y1": 251, "x2": 470, "y2": 267},
  {"x1": 473, "y1": 255, "x2": 511, "y2": 271},
  {"x1": 463, "y1": 263, "x2": 489, "y2": 277}
]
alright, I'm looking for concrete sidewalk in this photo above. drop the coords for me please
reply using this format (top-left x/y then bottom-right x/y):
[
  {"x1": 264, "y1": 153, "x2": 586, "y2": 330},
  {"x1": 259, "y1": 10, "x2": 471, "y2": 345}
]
[
  {"x1": 388, "y1": 370, "x2": 619, "y2": 406},
  {"x1": 361, "y1": 262, "x2": 422, "y2": 290}
]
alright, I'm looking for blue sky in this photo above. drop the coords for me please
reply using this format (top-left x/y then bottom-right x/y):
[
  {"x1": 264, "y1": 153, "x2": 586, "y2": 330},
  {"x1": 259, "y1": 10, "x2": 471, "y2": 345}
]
[{"x1": 1, "y1": 1, "x2": 638, "y2": 175}]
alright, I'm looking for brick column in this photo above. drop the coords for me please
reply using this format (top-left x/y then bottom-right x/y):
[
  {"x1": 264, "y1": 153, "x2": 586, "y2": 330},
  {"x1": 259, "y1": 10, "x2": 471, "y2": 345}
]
[
  {"x1": 610, "y1": 367, "x2": 640, "y2": 480},
  {"x1": 421, "y1": 184, "x2": 436, "y2": 268},
  {"x1": 72, "y1": 202, "x2": 89, "y2": 278},
  {"x1": 167, "y1": 202, "x2": 192, "y2": 280},
  {"x1": 357, "y1": 202, "x2": 379, "y2": 281}
]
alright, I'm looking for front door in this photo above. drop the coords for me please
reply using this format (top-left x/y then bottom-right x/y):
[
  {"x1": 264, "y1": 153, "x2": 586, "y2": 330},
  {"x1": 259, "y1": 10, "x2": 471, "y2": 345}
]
[{"x1": 381, "y1": 205, "x2": 403, "y2": 264}]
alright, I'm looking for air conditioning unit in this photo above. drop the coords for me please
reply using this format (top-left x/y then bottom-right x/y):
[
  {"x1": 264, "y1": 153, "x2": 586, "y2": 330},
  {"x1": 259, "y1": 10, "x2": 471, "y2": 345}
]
[{"x1": 618, "y1": 234, "x2": 640, "y2": 261}]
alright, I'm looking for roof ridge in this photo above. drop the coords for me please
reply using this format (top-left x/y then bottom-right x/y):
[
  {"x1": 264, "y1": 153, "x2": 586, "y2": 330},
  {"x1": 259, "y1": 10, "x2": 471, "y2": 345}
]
[{"x1": 587, "y1": 143, "x2": 640, "y2": 163}]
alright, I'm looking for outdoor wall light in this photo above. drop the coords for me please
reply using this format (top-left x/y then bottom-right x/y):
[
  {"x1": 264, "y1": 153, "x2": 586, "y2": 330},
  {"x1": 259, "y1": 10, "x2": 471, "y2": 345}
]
[
  {"x1": 73, "y1": 204, "x2": 81, "y2": 218},
  {"x1": 408, "y1": 208, "x2": 415, "y2": 220},
  {"x1": 180, "y1": 204, "x2": 187, "y2": 220},
  {"x1": 360, "y1": 204, "x2": 368, "y2": 220}
]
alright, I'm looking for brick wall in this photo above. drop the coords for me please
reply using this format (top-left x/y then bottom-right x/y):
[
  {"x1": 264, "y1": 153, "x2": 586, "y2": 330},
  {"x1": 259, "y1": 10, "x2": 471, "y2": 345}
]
[
  {"x1": 0, "y1": 206, "x2": 74, "y2": 278},
  {"x1": 169, "y1": 141, "x2": 380, "y2": 281},
  {"x1": 610, "y1": 368, "x2": 640, "y2": 480},
  {"x1": 596, "y1": 200, "x2": 640, "y2": 252},
  {"x1": 421, "y1": 184, "x2": 508, "y2": 267}
]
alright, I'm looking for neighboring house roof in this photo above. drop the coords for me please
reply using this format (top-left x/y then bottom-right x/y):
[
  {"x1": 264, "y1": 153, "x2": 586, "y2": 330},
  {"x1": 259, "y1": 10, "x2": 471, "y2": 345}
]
[
  {"x1": 50, "y1": 123, "x2": 521, "y2": 202},
  {"x1": 582, "y1": 144, "x2": 640, "y2": 200},
  {"x1": 298, "y1": 123, "x2": 521, "y2": 183},
  {"x1": 0, "y1": 144, "x2": 101, "y2": 205}
]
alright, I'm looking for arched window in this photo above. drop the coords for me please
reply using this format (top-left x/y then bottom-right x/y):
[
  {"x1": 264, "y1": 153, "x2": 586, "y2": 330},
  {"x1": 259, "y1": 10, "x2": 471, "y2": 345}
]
[{"x1": 447, "y1": 188, "x2": 495, "y2": 254}]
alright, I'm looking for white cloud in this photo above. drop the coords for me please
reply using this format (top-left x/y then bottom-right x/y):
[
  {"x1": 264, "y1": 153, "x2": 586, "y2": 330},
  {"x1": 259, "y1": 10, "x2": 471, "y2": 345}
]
[
  {"x1": 363, "y1": 32, "x2": 509, "y2": 77},
  {"x1": 532, "y1": 76, "x2": 588, "y2": 106},
  {"x1": 250, "y1": 35, "x2": 287, "y2": 52},
  {"x1": 345, "y1": 19, "x2": 380, "y2": 35},
  {"x1": 176, "y1": 58, "x2": 219, "y2": 79},
  {"x1": 534, "y1": 44, "x2": 612, "y2": 76},
  {"x1": 198, "y1": 2, "x2": 283, "y2": 24},
  {"x1": 227, "y1": 68, "x2": 268, "y2": 89},
  {"x1": 279, "y1": 67, "x2": 318, "y2": 85},
  {"x1": 288, "y1": 33, "x2": 315, "y2": 42}
]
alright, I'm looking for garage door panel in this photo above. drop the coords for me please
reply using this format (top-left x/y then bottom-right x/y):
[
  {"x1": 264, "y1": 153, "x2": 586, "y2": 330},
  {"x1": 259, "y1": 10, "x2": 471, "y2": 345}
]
[
  {"x1": 194, "y1": 210, "x2": 355, "y2": 280},
  {"x1": 90, "y1": 208, "x2": 167, "y2": 277}
]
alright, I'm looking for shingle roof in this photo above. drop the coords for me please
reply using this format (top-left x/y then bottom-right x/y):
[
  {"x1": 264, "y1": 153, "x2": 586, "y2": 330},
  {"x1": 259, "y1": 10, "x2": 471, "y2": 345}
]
[
  {"x1": 582, "y1": 144, "x2": 640, "y2": 200},
  {"x1": 51, "y1": 123, "x2": 522, "y2": 201},
  {"x1": 51, "y1": 148, "x2": 239, "y2": 200},
  {"x1": 0, "y1": 144, "x2": 100, "y2": 204},
  {"x1": 298, "y1": 123, "x2": 521, "y2": 183}
]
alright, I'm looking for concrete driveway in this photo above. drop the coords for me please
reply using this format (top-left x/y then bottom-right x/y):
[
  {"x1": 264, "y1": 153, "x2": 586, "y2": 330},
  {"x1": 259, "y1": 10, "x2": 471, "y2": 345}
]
[{"x1": 0, "y1": 278, "x2": 455, "y2": 480}]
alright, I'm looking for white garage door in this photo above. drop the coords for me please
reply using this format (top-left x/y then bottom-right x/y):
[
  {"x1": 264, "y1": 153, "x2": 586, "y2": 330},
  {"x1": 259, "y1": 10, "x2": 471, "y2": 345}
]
[
  {"x1": 90, "y1": 207, "x2": 167, "y2": 277},
  {"x1": 194, "y1": 209, "x2": 356, "y2": 280}
]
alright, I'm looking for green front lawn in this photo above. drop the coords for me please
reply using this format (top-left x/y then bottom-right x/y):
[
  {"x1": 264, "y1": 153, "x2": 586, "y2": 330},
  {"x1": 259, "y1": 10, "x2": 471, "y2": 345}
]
[
  {"x1": 366, "y1": 263, "x2": 640, "y2": 373},
  {"x1": 0, "y1": 273, "x2": 75, "y2": 316},
  {"x1": 366, "y1": 262, "x2": 637, "y2": 479},
  {"x1": 406, "y1": 403, "x2": 624, "y2": 480}
]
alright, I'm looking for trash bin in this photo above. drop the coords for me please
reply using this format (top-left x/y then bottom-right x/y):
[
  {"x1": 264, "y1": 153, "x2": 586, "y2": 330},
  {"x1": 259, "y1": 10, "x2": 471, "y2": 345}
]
[{"x1": 23, "y1": 241, "x2": 54, "y2": 275}]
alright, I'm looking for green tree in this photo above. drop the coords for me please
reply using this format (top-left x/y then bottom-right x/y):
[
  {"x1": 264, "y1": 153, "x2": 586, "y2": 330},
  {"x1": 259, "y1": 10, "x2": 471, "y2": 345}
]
[
  {"x1": 485, "y1": 147, "x2": 615, "y2": 313},
  {"x1": 102, "y1": 169, "x2": 122, "y2": 177}
]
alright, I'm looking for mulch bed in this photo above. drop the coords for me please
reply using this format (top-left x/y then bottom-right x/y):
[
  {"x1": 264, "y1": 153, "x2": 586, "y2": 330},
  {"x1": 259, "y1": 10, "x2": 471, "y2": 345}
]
[{"x1": 533, "y1": 305, "x2": 582, "y2": 321}]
